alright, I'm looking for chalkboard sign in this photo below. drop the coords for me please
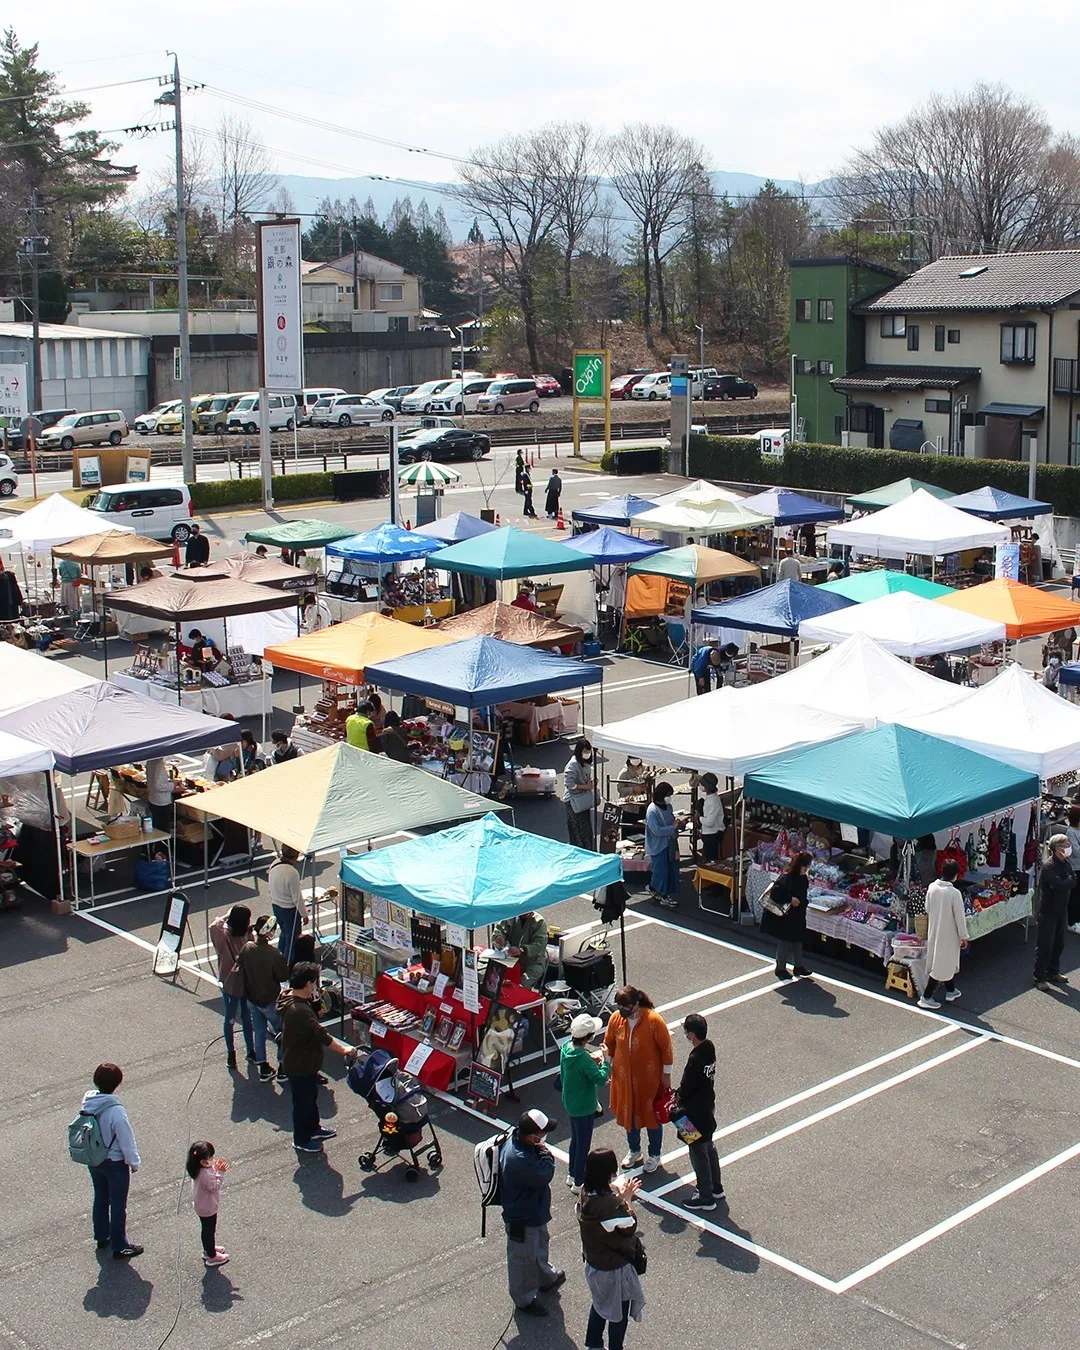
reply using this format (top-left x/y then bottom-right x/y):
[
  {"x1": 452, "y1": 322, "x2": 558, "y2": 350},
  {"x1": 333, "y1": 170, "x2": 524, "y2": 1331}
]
[
  {"x1": 599, "y1": 801, "x2": 621, "y2": 854},
  {"x1": 469, "y1": 1060, "x2": 503, "y2": 1104},
  {"x1": 153, "y1": 891, "x2": 190, "y2": 977}
]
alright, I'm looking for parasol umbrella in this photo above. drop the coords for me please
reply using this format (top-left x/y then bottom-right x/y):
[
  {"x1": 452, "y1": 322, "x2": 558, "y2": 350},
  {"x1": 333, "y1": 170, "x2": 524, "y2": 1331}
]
[{"x1": 398, "y1": 461, "x2": 461, "y2": 486}]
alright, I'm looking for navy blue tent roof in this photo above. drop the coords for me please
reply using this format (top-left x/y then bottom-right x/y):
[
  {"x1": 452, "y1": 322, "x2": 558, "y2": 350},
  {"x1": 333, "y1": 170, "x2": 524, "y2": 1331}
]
[
  {"x1": 741, "y1": 487, "x2": 846, "y2": 526},
  {"x1": 570, "y1": 494, "x2": 658, "y2": 526},
  {"x1": 365, "y1": 634, "x2": 601, "y2": 705},
  {"x1": 326, "y1": 521, "x2": 443, "y2": 564},
  {"x1": 947, "y1": 486, "x2": 1053, "y2": 520},
  {"x1": 562, "y1": 526, "x2": 667, "y2": 565},
  {"x1": 692, "y1": 578, "x2": 856, "y2": 637}
]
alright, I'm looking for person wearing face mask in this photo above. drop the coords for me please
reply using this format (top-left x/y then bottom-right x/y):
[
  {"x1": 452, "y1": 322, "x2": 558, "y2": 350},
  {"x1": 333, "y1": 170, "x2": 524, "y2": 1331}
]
[
  {"x1": 603, "y1": 986, "x2": 673, "y2": 1173},
  {"x1": 564, "y1": 739, "x2": 597, "y2": 850},
  {"x1": 918, "y1": 861, "x2": 968, "y2": 1009},
  {"x1": 674, "y1": 1013, "x2": 723, "y2": 1211},
  {"x1": 1043, "y1": 650, "x2": 1063, "y2": 692},
  {"x1": 760, "y1": 851, "x2": 812, "y2": 980},
  {"x1": 1065, "y1": 806, "x2": 1080, "y2": 934},
  {"x1": 645, "y1": 781, "x2": 687, "y2": 909},
  {"x1": 1035, "y1": 833, "x2": 1074, "y2": 992},
  {"x1": 491, "y1": 910, "x2": 550, "y2": 989}
]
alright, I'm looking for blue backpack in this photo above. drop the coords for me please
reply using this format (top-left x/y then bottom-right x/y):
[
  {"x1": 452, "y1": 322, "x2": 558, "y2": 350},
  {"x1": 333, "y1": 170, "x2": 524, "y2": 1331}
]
[{"x1": 67, "y1": 1110, "x2": 113, "y2": 1167}]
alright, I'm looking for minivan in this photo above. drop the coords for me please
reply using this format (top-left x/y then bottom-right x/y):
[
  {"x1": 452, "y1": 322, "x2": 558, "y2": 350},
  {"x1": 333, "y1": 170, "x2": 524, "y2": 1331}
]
[
  {"x1": 475, "y1": 379, "x2": 541, "y2": 414},
  {"x1": 38, "y1": 410, "x2": 130, "y2": 450},
  {"x1": 399, "y1": 380, "x2": 457, "y2": 414},
  {"x1": 630, "y1": 373, "x2": 670, "y2": 401},
  {"x1": 226, "y1": 393, "x2": 298, "y2": 433},
  {"x1": 428, "y1": 378, "x2": 493, "y2": 414},
  {"x1": 86, "y1": 481, "x2": 196, "y2": 542},
  {"x1": 194, "y1": 393, "x2": 243, "y2": 435},
  {"x1": 297, "y1": 387, "x2": 346, "y2": 425}
]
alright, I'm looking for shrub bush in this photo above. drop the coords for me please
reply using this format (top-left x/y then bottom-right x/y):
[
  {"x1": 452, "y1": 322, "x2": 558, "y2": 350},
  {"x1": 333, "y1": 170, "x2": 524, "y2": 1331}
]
[
  {"x1": 187, "y1": 472, "x2": 334, "y2": 510},
  {"x1": 688, "y1": 436, "x2": 1080, "y2": 517}
]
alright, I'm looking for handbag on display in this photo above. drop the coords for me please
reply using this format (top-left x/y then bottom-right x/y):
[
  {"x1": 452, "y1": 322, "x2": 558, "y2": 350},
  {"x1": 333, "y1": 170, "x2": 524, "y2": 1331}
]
[
  {"x1": 936, "y1": 830, "x2": 967, "y2": 879},
  {"x1": 986, "y1": 819, "x2": 1001, "y2": 868},
  {"x1": 976, "y1": 824, "x2": 988, "y2": 870},
  {"x1": 1022, "y1": 808, "x2": 1038, "y2": 870},
  {"x1": 964, "y1": 832, "x2": 977, "y2": 873}
]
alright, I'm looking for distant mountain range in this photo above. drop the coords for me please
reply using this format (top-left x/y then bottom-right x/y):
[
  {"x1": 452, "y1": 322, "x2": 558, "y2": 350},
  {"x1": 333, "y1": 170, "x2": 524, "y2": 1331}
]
[{"x1": 270, "y1": 170, "x2": 821, "y2": 239}]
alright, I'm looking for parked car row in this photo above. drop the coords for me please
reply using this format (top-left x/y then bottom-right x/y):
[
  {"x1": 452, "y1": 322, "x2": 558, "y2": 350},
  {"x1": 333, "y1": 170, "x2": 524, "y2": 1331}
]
[{"x1": 615, "y1": 366, "x2": 758, "y2": 401}]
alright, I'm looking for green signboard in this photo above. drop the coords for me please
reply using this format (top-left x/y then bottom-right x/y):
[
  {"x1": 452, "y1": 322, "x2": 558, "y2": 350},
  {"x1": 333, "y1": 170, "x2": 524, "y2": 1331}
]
[{"x1": 573, "y1": 350, "x2": 606, "y2": 402}]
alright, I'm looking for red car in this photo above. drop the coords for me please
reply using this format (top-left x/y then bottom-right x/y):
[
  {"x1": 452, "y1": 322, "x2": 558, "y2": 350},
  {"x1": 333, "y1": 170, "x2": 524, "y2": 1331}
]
[
  {"x1": 533, "y1": 374, "x2": 562, "y2": 397},
  {"x1": 610, "y1": 373, "x2": 647, "y2": 400}
]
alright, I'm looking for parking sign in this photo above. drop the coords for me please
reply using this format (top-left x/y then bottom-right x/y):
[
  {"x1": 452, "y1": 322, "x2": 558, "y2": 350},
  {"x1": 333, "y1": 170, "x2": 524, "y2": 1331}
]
[{"x1": 0, "y1": 365, "x2": 28, "y2": 421}]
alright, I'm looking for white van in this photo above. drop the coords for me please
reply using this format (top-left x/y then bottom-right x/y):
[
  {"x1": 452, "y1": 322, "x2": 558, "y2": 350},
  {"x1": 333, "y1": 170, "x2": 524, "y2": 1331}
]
[
  {"x1": 631, "y1": 372, "x2": 670, "y2": 401},
  {"x1": 428, "y1": 378, "x2": 493, "y2": 414},
  {"x1": 226, "y1": 393, "x2": 298, "y2": 434},
  {"x1": 399, "y1": 379, "x2": 457, "y2": 414},
  {"x1": 297, "y1": 388, "x2": 346, "y2": 425},
  {"x1": 86, "y1": 482, "x2": 196, "y2": 542}
]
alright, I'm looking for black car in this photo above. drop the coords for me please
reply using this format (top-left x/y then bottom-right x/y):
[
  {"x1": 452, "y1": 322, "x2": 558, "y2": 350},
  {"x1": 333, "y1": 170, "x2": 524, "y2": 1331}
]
[
  {"x1": 397, "y1": 427, "x2": 491, "y2": 462},
  {"x1": 382, "y1": 385, "x2": 418, "y2": 412},
  {"x1": 702, "y1": 375, "x2": 757, "y2": 401},
  {"x1": 2, "y1": 407, "x2": 77, "y2": 451}
]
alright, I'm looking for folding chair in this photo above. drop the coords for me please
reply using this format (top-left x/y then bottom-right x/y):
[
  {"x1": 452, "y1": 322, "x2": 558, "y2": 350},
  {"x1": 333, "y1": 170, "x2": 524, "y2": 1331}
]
[{"x1": 666, "y1": 619, "x2": 689, "y2": 665}]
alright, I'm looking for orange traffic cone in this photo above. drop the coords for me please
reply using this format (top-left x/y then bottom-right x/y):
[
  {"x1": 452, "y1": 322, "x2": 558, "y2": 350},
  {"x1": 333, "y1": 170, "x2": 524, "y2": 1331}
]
[
  {"x1": 556, "y1": 507, "x2": 566, "y2": 531},
  {"x1": 406, "y1": 518, "x2": 411, "y2": 530}
]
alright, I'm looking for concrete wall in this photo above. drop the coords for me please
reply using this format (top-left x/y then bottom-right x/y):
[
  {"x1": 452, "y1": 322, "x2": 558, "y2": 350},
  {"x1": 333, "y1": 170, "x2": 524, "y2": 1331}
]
[
  {"x1": 147, "y1": 330, "x2": 453, "y2": 403},
  {"x1": 0, "y1": 331, "x2": 149, "y2": 420}
]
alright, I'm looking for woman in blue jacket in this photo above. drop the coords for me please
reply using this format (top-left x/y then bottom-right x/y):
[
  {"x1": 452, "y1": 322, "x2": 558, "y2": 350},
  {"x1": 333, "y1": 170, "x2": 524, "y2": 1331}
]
[{"x1": 645, "y1": 781, "x2": 685, "y2": 909}]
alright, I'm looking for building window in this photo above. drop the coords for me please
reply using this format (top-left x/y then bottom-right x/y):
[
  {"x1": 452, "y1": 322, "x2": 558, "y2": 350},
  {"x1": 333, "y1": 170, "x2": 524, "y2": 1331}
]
[
  {"x1": 818, "y1": 298, "x2": 835, "y2": 322},
  {"x1": 795, "y1": 299, "x2": 811, "y2": 322},
  {"x1": 818, "y1": 360, "x2": 834, "y2": 375},
  {"x1": 1000, "y1": 322, "x2": 1036, "y2": 364},
  {"x1": 935, "y1": 325, "x2": 946, "y2": 351},
  {"x1": 834, "y1": 415, "x2": 846, "y2": 437},
  {"x1": 880, "y1": 314, "x2": 906, "y2": 338},
  {"x1": 907, "y1": 324, "x2": 920, "y2": 352},
  {"x1": 924, "y1": 398, "x2": 951, "y2": 414},
  {"x1": 378, "y1": 283, "x2": 404, "y2": 302},
  {"x1": 947, "y1": 329, "x2": 961, "y2": 344},
  {"x1": 388, "y1": 315, "x2": 410, "y2": 332},
  {"x1": 849, "y1": 405, "x2": 873, "y2": 434},
  {"x1": 794, "y1": 358, "x2": 815, "y2": 375}
]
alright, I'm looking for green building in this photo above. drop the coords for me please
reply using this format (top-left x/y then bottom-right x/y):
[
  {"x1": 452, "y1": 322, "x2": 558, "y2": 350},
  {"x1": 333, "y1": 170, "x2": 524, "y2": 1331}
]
[{"x1": 789, "y1": 257, "x2": 899, "y2": 444}]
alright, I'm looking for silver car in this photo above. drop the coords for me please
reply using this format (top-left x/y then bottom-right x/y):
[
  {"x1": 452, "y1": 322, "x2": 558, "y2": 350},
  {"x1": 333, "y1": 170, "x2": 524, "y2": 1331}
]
[{"x1": 310, "y1": 394, "x2": 395, "y2": 428}]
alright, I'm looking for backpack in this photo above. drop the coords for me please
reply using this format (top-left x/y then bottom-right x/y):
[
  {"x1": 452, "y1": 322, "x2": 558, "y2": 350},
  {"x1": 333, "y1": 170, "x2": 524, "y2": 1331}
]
[
  {"x1": 67, "y1": 1109, "x2": 112, "y2": 1167},
  {"x1": 473, "y1": 1129, "x2": 511, "y2": 1237}
]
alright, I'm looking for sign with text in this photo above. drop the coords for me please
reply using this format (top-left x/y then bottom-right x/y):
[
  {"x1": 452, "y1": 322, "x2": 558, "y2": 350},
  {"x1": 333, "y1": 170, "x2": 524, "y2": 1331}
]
[
  {"x1": 0, "y1": 364, "x2": 28, "y2": 421},
  {"x1": 572, "y1": 350, "x2": 607, "y2": 401},
  {"x1": 256, "y1": 219, "x2": 303, "y2": 391}
]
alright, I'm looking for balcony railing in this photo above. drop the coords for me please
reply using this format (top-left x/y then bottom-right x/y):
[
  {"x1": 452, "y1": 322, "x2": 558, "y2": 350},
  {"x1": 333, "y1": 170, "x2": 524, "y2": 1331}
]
[{"x1": 1053, "y1": 357, "x2": 1080, "y2": 395}]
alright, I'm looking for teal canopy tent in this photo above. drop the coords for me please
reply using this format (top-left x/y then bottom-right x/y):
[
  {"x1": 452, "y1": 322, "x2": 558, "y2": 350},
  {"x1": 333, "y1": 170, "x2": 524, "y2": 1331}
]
[
  {"x1": 847, "y1": 478, "x2": 955, "y2": 511},
  {"x1": 428, "y1": 525, "x2": 594, "y2": 580},
  {"x1": 743, "y1": 723, "x2": 1038, "y2": 838},
  {"x1": 340, "y1": 812, "x2": 622, "y2": 927}
]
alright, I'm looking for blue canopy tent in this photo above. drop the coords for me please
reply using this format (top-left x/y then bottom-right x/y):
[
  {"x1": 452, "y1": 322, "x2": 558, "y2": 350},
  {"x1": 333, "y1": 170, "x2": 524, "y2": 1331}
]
[
  {"x1": 692, "y1": 578, "x2": 856, "y2": 638},
  {"x1": 412, "y1": 511, "x2": 498, "y2": 544},
  {"x1": 341, "y1": 812, "x2": 622, "y2": 928},
  {"x1": 946, "y1": 486, "x2": 1053, "y2": 521},
  {"x1": 562, "y1": 526, "x2": 667, "y2": 566},
  {"x1": 326, "y1": 521, "x2": 444, "y2": 564},
  {"x1": 741, "y1": 487, "x2": 846, "y2": 527},
  {"x1": 428, "y1": 526, "x2": 595, "y2": 580},
  {"x1": 570, "y1": 493, "x2": 658, "y2": 529},
  {"x1": 743, "y1": 723, "x2": 1039, "y2": 839}
]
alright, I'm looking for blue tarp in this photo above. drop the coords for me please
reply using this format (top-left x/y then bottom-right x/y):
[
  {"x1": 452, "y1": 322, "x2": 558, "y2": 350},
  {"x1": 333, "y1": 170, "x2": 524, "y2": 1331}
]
[
  {"x1": 562, "y1": 526, "x2": 667, "y2": 565},
  {"x1": 411, "y1": 511, "x2": 497, "y2": 544},
  {"x1": 744, "y1": 723, "x2": 1039, "y2": 838},
  {"x1": 366, "y1": 633, "x2": 601, "y2": 705},
  {"x1": 692, "y1": 578, "x2": 856, "y2": 636},
  {"x1": 326, "y1": 521, "x2": 444, "y2": 564},
  {"x1": 946, "y1": 486, "x2": 1053, "y2": 520},
  {"x1": 571, "y1": 494, "x2": 658, "y2": 526},
  {"x1": 741, "y1": 487, "x2": 846, "y2": 526},
  {"x1": 427, "y1": 526, "x2": 594, "y2": 579},
  {"x1": 340, "y1": 812, "x2": 622, "y2": 926}
]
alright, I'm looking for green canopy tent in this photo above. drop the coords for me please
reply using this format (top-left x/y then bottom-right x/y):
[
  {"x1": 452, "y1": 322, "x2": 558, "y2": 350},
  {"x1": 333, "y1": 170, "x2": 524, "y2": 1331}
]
[
  {"x1": 244, "y1": 519, "x2": 356, "y2": 549},
  {"x1": 847, "y1": 479, "x2": 955, "y2": 512}
]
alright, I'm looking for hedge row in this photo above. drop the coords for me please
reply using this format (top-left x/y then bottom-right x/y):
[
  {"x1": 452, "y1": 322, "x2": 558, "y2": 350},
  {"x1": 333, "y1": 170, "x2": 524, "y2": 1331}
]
[
  {"x1": 688, "y1": 436, "x2": 1080, "y2": 517},
  {"x1": 188, "y1": 472, "x2": 333, "y2": 509}
]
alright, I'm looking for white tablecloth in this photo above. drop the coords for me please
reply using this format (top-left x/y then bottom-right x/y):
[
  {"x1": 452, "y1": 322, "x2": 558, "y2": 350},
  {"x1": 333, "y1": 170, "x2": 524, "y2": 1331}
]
[{"x1": 110, "y1": 672, "x2": 268, "y2": 718}]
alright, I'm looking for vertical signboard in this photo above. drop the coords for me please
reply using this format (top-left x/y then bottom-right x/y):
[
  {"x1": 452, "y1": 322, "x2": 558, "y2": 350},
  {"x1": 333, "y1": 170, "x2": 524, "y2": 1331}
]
[
  {"x1": 571, "y1": 349, "x2": 610, "y2": 461},
  {"x1": 0, "y1": 365, "x2": 28, "y2": 423},
  {"x1": 255, "y1": 219, "x2": 303, "y2": 510},
  {"x1": 668, "y1": 353, "x2": 690, "y2": 477}
]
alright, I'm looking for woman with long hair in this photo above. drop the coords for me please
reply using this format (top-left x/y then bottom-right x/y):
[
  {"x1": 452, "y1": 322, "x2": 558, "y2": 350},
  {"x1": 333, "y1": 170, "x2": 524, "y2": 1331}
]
[
  {"x1": 563, "y1": 738, "x2": 597, "y2": 850},
  {"x1": 760, "y1": 851, "x2": 812, "y2": 980},
  {"x1": 577, "y1": 1147, "x2": 645, "y2": 1349},
  {"x1": 603, "y1": 986, "x2": 673, "y2": 1173}
]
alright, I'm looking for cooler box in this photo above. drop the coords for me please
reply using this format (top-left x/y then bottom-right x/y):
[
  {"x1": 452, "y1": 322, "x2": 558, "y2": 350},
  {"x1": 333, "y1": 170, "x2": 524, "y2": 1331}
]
[
  {"x1": 515, "y1": 767, "x2": 557, "y2": 796},
  {"x1": 563, "y1": 948, "x2": 616, "y2": 994}
]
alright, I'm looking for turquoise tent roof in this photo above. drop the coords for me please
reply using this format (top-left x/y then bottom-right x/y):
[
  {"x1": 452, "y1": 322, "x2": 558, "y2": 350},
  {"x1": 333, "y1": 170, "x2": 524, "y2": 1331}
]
[
  {"x1": 427, "y1": 526, "x2": 594, "y2": 579},
  {"x1": 743, "y1": 723, "x2": 1038, "y2": 838},
  {"x1": 847, "y1": 478, "x2": 955, "y2": 511},
  {"x1": 340, "y1": 812, "x2": 623, "y2": 926},
  {"x1": 819, "y1": 570, "x2": 955, "y2": 602}
]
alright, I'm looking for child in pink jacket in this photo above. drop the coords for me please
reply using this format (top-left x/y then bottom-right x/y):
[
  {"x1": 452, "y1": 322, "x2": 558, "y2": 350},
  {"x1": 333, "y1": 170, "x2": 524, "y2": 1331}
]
[{"x1": 186, "y1": 1141, "x2": 229, "y2": 1267}]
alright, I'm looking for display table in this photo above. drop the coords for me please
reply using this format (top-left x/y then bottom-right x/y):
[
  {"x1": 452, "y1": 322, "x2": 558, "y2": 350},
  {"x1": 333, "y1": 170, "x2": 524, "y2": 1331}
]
[
  {"x1": 72, "y1": 828, "x2": 172, "y2": 905},
  {"x1": 498, "y1": 697, "x2": 579, "y2": 744},
  {"x1": 111, "y1": 672, "x2": 268, "y2": 718},
  {"x1": 964, "y1": 889, "x2": 1032, "y2": 938},
  {"x1": 321, "y1": 594, "x2": 454, "y2": 625}
]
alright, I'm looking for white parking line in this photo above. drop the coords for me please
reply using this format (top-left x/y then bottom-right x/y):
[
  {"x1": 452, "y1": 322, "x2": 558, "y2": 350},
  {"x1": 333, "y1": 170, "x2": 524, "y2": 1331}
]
[{"x1": 76, "y1": 909, "x2": 222, "y2": 990}]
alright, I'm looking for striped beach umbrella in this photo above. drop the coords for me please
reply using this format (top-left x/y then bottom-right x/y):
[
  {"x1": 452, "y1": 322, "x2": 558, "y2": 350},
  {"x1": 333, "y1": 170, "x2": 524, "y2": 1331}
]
[{"x1": 398, "y1": 461, "x2": 461, "y2": 486}]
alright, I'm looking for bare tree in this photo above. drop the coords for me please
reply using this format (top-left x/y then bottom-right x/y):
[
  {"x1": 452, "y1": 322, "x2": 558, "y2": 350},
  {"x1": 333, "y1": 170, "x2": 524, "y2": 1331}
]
[
  {"x1": 215, "y1": 113, "x2": 276, "y2": 229},
  {"x1": 548, "y1": 121, "x2": 600, "y2": 301},
  {"x1": 266, "y1": 184, "x2": 295, "y2": 216},
  {"x1": 842, "y1": 83, "x2": 1080, "y2": 261},
  {"x1": 456, "y1": 129, "x2": 562, "y2": 371},
  {"x1": 607, "y1": 122, "x2": 703, "y2": 340}
]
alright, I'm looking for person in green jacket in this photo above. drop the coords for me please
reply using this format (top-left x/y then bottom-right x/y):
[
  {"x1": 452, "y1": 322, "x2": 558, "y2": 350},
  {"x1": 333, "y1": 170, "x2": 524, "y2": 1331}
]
[
  {"x1": 491, "y1": 910, "x2": 549, "y2": 989},
  {"x1": 560, "y1": 1014, "x2": 610, "y2": 1192}
]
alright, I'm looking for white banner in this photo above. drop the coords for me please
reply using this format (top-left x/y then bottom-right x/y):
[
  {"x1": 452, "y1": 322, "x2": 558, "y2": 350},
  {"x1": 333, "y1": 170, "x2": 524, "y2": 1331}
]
[
  {"x1": 257, "y1": 221, "x2": 303, "y2": 391},
  {"x1": 0, "y1": 365, "x2": 28, "y2": 420}
]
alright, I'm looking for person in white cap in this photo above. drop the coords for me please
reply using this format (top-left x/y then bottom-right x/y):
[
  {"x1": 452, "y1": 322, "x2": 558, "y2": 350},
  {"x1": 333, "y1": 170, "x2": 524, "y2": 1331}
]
[
  {"x1": 499, "y1": 1109, "x2": 565, "y2": 1318},
  {"x1": 560, "y1": 1014, "x2": 610, "y2": 1193}
]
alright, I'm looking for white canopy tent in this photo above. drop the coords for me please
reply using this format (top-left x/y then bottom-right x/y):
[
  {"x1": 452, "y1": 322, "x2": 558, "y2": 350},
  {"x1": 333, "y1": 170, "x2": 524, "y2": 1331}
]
[
  {"x1": 632, "y1": 497, "x2": 773, "y2": 535},
  {"x1": 898, "y1": 661, "x2": 1080, "y2": 779},
  {"x1": 0, "y1": 729, "x2": 54, "y2": 777},
  {"x1": 0, "y1": 645, "x2": 99, "y2": 717},
  {"x1": 0, "y1": 494, "x2": 133, "y2": 555},
  {"x1": 755, "y1": 631, "x2": 973, "y2": 728},
  {"x1": 798, "y1": 589, "x2": 1006, "y2": 658},
  {"x1": 827, "y1": 489, "x2": 1009, "y2": 558},
  {"x1": 591, "y1": 686, "x2": 863, "y2": 777},
  {"x1": 650, "y1": 478, "x2": 748, "y2": 506}
]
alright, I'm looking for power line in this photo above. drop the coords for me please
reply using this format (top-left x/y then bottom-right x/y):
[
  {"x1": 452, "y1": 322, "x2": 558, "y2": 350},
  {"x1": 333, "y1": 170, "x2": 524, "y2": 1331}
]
[{"x1": 0, "y1": 74, "x2": 162, "y2": 104}]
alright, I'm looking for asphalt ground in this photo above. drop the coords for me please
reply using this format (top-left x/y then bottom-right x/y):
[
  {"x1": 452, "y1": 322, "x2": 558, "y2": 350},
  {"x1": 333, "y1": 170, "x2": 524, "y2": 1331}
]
[{"x1": 3, "y1": 467, "x2": 1080, "y2": 1348}]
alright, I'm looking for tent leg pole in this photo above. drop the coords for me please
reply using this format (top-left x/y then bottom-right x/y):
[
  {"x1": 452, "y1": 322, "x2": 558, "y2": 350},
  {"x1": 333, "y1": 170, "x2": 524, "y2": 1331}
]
[
  {"x1": 70, "y1": 773, "x2": 79, "y2": 911},
  {"x1": 736, "y1": 792, "x2": 747, "y2": 924},
  {"x1": 175, "y1": 623, "x2": 181, "y2": 707},
  {"x1": 101, "y1": 573, "x2": 109, "y2": 679},
  {"x1": 619, "y1": 912, "x2": 627, "y2": 985},
  {"x1": 47, "y1": 770, "x2": 65, "y2": 908}
]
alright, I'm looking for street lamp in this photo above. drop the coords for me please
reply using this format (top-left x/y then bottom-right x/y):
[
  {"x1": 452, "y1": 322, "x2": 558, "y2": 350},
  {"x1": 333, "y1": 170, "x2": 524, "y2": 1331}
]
[{"x1": 694, "y1": 324, "x2": 705, "y2": 369}]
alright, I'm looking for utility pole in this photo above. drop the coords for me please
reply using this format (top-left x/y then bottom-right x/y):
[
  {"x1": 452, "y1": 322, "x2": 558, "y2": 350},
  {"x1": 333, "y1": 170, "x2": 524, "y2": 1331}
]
[
  {"x1": 156, "y1": 57, "x2": 194, "y2": 482},
  {"x1": 18, "y1": 190, "x2": 48, "y2": 411},
  {"x1": 352, "y1": 217, "x2": 359, "y2": 312}
]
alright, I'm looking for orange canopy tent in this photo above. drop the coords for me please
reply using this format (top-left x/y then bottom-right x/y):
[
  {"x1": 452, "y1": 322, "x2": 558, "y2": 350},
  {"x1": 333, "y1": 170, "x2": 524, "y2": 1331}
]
[
  {"x1": 934, "y1": 578, "x2": 1080, "y2": 639},
  {"x1": 262, "y1": 611, "x2": 454, "y2": 685}
]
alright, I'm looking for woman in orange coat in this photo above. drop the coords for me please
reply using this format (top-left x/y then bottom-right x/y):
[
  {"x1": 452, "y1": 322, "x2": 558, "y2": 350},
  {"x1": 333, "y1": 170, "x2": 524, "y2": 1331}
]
[{"x1": 603, "y1": 985, "x2": 674, "y2": 1173}]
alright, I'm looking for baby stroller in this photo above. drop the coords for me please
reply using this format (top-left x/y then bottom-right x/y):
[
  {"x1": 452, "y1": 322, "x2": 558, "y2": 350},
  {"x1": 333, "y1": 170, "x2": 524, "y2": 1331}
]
[{"x1": 348, "y1": 1048, "x2": 443, "y2": 1183}]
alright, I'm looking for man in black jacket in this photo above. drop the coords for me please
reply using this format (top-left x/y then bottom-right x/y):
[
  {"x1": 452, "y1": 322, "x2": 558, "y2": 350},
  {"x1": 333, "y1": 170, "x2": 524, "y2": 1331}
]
[
  {"x1": 184, "y1": 522, "x2": 210, "y2": 567},
  {"x1": 676, "y1": 1013, "x2": 724, "y2": 1211},
  {"x1": 277, "y1": 962, "x2": 352, "y2": 1153}
]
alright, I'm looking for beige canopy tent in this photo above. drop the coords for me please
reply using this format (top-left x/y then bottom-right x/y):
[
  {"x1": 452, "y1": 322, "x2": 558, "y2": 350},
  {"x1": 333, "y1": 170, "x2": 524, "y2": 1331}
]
[
  {"x1": 188, "y1": 552, "x2": 312, "y2": 589},
  {"x1": 435, "y1": 600, "x2": 583, "y2": 649},
  {"x1": 52, "y1": 531, "x2": 174, "y2": 567}
]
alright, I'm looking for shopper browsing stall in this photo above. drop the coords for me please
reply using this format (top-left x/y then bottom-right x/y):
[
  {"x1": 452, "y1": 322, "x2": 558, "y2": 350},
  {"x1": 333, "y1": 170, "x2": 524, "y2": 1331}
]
[
  {"x1": 604, "y1": 986, "x2": 673, "y2": 1173},
  {"x1": 695, "y1": 773, "x2": 725, "y2": 864},
  {"x1": 645, "y1": 781, "x2": 686, "y2": 909},
  {"x1": 268, "y1": 846, "x2": 306, "y2": 963},
  {"x1": 564, "y1": 739, "x2": 597, "y2": 851},
  {"x1": 491, "y1": 909, "x2": 549, "y2": 989},
  {"x1": 761, "y1": 851, "x2": 812, "y2": 981},
  {"x1": 278, "y1": 962, "x2": 353, "y2": 1153},
  {"x1": 919, "y1": 861, "x2": 967, "y2": 1009},
  {"x1": 345, "y1": 700, "x2": 378, "y2": 752},
  {"x1": 560, "y1": 1014, "x2": 610, "y2": 1191},
  {"x1": 379, "y1": 711, "x2": 412, "y2": 763},
  {"x1": 238, "y1": 916, "x2": 289, "y2": 1081},
  {"x1": 1065, "y1": 806, "x2": 1080, "y2": 934},
  {"x1": 209, "y1": 905, "x2": 256, "y2": 1071}
]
